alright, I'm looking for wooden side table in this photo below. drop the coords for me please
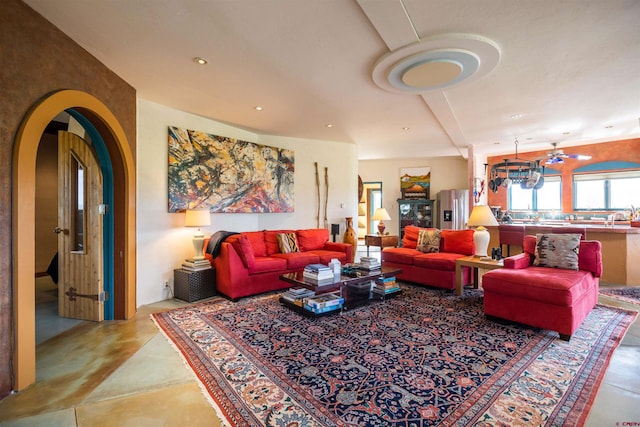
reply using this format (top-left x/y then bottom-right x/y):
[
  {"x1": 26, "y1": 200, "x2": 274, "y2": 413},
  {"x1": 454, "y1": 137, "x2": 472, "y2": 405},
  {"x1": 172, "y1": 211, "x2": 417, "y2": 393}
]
[
  {"x1": 174, "y1": 268, "x2": 216, "y2": 302},
  {"x1": 364, "y1": 234, "x2": 399, "y2": 256},
  {"x1": 455, "y1": 256, "x2": 503, "y2": 296}
]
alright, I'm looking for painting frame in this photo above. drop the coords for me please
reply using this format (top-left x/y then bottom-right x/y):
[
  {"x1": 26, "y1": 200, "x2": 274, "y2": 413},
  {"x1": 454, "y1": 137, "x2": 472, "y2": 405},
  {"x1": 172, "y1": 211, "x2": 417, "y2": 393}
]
[
  {"x1": 400, "y1": 167, "x2": 431, "y2": 199},
  {"x1": 168, "y1": 126, "x2": 295, "y2": 213}
]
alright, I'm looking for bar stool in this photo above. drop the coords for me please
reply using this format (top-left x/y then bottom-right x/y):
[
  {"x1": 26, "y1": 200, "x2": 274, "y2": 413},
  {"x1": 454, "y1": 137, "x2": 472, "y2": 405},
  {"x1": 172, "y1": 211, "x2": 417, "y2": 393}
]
[{"x1": 498, "y1": 224, "x2": 525, "y2": 256}]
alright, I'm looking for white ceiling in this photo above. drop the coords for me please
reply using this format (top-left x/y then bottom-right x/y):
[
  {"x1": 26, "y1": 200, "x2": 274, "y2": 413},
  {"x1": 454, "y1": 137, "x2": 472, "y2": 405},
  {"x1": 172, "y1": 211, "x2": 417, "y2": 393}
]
[{"x1": 24, "y1": 0, "x2": 640, "y2": 160}]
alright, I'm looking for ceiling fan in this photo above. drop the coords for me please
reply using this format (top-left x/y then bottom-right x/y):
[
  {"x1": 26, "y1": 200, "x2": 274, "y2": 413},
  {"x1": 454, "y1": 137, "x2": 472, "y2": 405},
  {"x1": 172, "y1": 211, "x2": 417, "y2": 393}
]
[{"x1": 536, "y1": 142, "x2": 592, "y2": 165}]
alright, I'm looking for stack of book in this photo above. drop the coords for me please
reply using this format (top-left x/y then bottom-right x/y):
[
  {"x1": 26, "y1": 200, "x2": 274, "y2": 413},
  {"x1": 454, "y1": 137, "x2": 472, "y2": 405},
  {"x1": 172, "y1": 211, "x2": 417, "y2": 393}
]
[
  {"x1": 358, "y1": 257, "x2": 381, "y2": 271},
  {"x1": 303, "y1": 291, "x2": 344, "y2": 314},
  {"x1": 281, "y1": 287, "x2": 315, "y2": 306},
  {"x1": 182, "y1": 258, "x2": 211, "y2": 271},
  {"x1": 303, "y1": 263, "x2": 335, "y2": 285},
  {"x1": 373, "y1": 276, "x2": 400, "y2": 296}
]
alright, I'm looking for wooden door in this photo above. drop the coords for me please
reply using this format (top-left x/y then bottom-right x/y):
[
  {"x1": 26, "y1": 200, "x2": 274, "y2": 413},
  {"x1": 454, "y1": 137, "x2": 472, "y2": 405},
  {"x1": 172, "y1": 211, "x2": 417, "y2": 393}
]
[{"x1": 57, "y1": 131, "x2": 104, "y2": 321}]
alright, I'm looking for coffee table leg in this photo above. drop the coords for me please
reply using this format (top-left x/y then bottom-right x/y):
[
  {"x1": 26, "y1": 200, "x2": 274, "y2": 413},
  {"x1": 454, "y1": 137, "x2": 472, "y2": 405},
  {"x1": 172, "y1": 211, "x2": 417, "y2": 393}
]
[{"x1": 455, "y1": 263, "x2": 463, "y2": 295}]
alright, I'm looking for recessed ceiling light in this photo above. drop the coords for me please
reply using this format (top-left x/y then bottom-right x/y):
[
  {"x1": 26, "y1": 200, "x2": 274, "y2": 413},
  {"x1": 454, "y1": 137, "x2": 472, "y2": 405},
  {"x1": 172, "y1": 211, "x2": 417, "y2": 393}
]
[
  {"x1": 402, "y1": 127, "x2": 410, "y2": 131},
  {"x1": 494, "y1": 141, "x2": 501, "y2": 144},
  {"x1": 193, "y1": 57, "x2": 208, "y2": 65},
  {"x1": 510, "y1": 114, "x2": 522, "y2": 119},
  {"x1": 562, "y1": 131, "x2": 571, "y2": 135},
  {"x1": 254, "y1": 106, "x2": 263, "y2": 111},
  {"x1": 526, "y1": 137, "x2": 533, "y2": 140},
  {"x1": 326, "y1": 124, "x2": 333, "y2": 128},
  {"x1": 605, "y1": 125, "x2": 614, "y2": 129}
]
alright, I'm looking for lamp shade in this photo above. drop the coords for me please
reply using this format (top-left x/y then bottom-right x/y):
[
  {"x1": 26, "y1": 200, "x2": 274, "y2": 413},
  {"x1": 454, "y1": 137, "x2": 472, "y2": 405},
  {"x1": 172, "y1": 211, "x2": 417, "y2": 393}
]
[
  {"x1": 467, "y1": 205, "x2": 498, "y2": 228},
  {"x1": 371, "y1": 208, "x2": 391, "y2": 221},
  {"x1": 185, "y1": 209, "x2": 211, "y2": 228}
]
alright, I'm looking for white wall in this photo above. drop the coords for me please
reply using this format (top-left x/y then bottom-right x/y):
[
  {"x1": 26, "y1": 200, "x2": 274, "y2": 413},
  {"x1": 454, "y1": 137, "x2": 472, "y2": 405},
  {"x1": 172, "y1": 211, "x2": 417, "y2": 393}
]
[
  {"x1": 136, "y1": 99, "x2": 358, "y2": 306},
  {"x1": 358, "y1": 156, "x2": 469, "y2": 236}
]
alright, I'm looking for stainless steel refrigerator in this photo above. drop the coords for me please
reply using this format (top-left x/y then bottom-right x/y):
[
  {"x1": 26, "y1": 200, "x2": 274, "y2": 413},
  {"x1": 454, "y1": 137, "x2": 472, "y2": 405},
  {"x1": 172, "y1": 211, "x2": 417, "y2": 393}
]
[{"x1": 437, "y1": 189, "x2": 469, "y2": 230}]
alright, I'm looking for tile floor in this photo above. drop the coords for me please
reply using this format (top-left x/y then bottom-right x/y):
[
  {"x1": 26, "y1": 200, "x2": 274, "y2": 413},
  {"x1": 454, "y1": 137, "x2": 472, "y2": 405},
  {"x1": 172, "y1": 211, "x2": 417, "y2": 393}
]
[{"x1": 0, "y1": 247, "x2": 639, "y2": 426}]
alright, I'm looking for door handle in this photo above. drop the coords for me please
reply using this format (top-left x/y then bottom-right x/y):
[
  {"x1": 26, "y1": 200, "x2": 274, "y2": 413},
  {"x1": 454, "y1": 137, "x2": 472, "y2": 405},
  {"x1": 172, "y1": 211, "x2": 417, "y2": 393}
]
[{"x1": 53, "y1": 227, "x2": 69, "y2": 235}]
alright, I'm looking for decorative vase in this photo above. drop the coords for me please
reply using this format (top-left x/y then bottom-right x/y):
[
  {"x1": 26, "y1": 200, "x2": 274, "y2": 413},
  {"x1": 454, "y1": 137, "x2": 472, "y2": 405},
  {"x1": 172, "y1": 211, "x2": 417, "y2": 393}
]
[{"x1": 343, "y1": 217, "x2": 357, "y2": 263}]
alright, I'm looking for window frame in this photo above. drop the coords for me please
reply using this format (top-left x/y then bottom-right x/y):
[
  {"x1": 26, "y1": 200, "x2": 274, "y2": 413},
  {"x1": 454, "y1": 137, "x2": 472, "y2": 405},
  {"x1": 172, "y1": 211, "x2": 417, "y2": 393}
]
[
  {"x1": 508, "y1": 175, "x2": 562, "y2": 211},
  {"x1": 573, "y1": 170, "x2": 640, "y2": 211}
]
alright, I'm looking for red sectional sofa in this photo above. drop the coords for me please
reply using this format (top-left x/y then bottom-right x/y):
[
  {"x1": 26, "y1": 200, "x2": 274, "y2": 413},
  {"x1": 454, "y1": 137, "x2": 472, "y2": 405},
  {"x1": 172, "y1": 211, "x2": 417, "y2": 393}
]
[
  {"x1": 482, "y1": 235, "x2": 602, "y2": 340},
  {"x1": 207, "y1": 228, "x2": 352, "y2": 300},
  {"x1": 381, "y1": 225, "x2": 475, "y2": 291}
]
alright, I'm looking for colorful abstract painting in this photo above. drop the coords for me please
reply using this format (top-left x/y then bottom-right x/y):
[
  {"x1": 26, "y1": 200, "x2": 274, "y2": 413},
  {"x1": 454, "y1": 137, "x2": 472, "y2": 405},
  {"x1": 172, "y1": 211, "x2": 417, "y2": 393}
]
[{"x1": 168, "y1": 126, "x2": 294, "y2": 213}]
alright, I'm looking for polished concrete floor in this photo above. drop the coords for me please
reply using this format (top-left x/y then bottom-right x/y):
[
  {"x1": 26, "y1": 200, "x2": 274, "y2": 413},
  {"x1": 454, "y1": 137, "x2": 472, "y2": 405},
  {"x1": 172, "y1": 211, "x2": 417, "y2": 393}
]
[{"x1": 1, "y1": 251, "x2": 639, "y2": 426}]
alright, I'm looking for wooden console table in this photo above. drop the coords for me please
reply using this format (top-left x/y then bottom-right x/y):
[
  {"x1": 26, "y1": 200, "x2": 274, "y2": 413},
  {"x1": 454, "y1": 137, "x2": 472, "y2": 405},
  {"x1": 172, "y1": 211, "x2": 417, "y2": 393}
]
[{"x1": 364, "y1": 234, "x2": 399, "y2": 256}]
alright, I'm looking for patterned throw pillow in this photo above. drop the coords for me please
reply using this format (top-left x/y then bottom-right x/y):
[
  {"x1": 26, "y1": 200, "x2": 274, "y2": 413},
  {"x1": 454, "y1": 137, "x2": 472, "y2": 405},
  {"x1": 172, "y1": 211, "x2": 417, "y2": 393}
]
[
  {"x1": 416, "y1": 229, "x2": 441, "y2": 253},
  {"x1": 277, "y1": 232, "x2": 300, "y2": 254},
  {"x1": 534, "y1": 234, "x2": 580, "y2": 270}
]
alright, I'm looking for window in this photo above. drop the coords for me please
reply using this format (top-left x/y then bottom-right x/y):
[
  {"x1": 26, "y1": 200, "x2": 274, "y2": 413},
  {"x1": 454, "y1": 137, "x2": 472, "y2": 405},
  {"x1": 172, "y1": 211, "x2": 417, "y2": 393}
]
[
  {"x1": 574, "y1": 171, "x2": 640, "y2": 210},
  {"x1": 509, "y1": 176, "x2": 561, "y2": 211}
]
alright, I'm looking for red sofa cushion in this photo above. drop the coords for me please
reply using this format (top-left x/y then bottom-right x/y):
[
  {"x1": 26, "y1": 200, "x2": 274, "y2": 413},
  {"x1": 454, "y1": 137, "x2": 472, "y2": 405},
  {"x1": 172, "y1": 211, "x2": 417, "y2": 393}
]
[
  {"x1": 307, "y1": 250, "x2": 348, "y2": 264},
  {"x1": 296, "y1": 228, "x2": 329, "y2": 251},
  {"x1": 402, "y1": 225, "x2": 420, "y2": 249},
  {"x1": 272, "y1": 252, "x2": 320, "y2": 269},
  {"x1": 413, "y1": 252, "x2": 463, "y2": 271},
  {"x1": 251, "y1": 257, "x2": 287, "y2": 273},
  {"x1": 482, "y1": 267, "x2": 595, "y2": 306},
  {"x1": 243, "y1": 231, "x2": 267, "y2": 257},
  {"x1": 381, "y1": 247, "x2": 421, "y2": 265},
  {"x1": 440, "y1": 229, "x2": 474, "y2": 255}
]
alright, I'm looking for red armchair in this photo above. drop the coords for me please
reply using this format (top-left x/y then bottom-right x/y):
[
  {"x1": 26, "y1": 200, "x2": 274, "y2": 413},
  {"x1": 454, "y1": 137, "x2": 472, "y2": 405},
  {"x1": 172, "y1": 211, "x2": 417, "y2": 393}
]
[{"x1": 482, "y1": 235, "x2": 602, "y2": 340}]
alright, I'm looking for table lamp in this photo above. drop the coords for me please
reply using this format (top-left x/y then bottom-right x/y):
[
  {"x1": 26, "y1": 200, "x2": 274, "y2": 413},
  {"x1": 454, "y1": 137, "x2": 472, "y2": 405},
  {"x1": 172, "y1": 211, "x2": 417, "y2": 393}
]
[
  {"x1": 372, "y1": 207, "x2": 391, "y2": 235},
  {"x1": 467, "y1": 205, "x2": 498, "y2": 257},
  {"x1": 185, "y1": 208, "x2": 211, "y2": 260}
]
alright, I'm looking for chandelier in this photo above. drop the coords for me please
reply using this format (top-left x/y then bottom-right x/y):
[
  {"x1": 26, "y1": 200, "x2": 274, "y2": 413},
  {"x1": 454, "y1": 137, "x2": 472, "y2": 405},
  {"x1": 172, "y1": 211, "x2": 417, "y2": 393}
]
[{"x1": 488, "y1": 140, "x2": 544, "y2": 192}]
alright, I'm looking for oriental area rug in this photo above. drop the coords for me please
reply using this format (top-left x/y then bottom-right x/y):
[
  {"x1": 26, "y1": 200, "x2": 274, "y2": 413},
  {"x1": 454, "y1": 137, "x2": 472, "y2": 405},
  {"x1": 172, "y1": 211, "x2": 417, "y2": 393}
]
[
  {"x1": 152, "y1": 285, "x2": 636, "y2": 426},
  {"x1": 600, "y1": 286, "x2": 640, "y2": 305}
]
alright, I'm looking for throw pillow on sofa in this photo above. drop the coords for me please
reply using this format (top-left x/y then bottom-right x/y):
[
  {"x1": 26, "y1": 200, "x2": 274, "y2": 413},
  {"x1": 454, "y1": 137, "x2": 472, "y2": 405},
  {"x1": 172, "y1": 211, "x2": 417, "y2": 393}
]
[
  {"x1": 402, "y1": 225, "x2": 420, "y2": 249},
  {"x1": 277, "y1": 232, "x2": 300, "y2": 253},
  {"x1": 416, "y1": 229, "x2": 440, "y2": 253},
  {"x1": 440, "y1": 229, "x2": 475, "y2": 255},
  {"x1": 228, "y1": 234, "x2": 256, "y2": 270},
  {"x1": 296, "y1": 228, "x2": 329, "y2": 251},
  {"x1": 534, "y1": 233, "x2": 580, "y2": 270}
]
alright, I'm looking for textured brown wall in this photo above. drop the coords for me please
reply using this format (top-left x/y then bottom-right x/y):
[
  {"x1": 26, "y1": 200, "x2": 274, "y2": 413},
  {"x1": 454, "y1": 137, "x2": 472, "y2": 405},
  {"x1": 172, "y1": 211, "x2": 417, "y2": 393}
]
[{"x1": 0, "y1": 0, "x2": 136, "y2": 397}]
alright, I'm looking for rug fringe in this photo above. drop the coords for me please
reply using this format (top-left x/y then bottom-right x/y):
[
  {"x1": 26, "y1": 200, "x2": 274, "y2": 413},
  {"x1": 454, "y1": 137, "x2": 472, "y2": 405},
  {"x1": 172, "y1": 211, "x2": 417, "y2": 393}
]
[
  {"x1": 599, "y1": 290, "x2": 640, "y2": 307},
  {"x1": 150, "y1": 314, "x2": 233, "y2": 427}
]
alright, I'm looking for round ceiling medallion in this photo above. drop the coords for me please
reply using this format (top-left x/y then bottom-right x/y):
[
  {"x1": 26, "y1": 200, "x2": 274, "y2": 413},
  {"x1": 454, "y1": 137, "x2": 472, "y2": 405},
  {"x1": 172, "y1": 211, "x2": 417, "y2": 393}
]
[
  {"x1": 401, "y1": 60, "x2": 462, "y2": 88},
  {"x1": 372, "y1": 33, "x2": 500, "y2": 94}
]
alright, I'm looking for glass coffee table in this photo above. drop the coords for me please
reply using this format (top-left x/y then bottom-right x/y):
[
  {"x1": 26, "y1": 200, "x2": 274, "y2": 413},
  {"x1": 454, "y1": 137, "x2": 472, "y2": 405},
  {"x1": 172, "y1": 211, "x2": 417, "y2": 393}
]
[{"x1": 279, "y1": 266, "x2": 402, "y2": 317}]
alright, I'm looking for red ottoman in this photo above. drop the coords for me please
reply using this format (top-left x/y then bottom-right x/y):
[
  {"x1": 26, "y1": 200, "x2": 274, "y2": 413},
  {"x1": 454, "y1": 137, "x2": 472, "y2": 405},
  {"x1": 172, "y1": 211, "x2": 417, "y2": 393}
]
[{"x1": 482, "y1": 235, "x2": 602, "y2": 341}]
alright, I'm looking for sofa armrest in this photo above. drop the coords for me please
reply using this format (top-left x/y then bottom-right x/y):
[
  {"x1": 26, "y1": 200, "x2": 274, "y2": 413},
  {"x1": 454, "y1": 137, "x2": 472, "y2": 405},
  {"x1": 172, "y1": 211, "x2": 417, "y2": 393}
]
[
  {"x1": 503, "y1": 252, "x2": 532, "y2": 269},
  {"x1": 323, "y1": 241, "x2": 352, "y2": 262},
  {"x1": 579, "y1": 240, "x2": 603, "y2": 277}
]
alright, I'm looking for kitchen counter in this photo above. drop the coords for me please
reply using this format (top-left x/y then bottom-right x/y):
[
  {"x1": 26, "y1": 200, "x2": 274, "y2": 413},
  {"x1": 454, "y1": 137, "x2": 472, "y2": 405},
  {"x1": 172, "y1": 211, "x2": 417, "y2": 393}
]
[
  {"x1": 487, "y1": 224, "x2": 640, "y2": 286},
  {"x1": 503, "y1": 220, "x2": 640, "y2": 233}
]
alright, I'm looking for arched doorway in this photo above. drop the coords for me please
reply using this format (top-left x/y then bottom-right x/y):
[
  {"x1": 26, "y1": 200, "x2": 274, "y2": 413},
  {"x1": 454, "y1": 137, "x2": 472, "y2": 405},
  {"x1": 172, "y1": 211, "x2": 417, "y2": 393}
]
[{"x1": 12, "y1": 90, "x2": 136, "y2": 390}]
